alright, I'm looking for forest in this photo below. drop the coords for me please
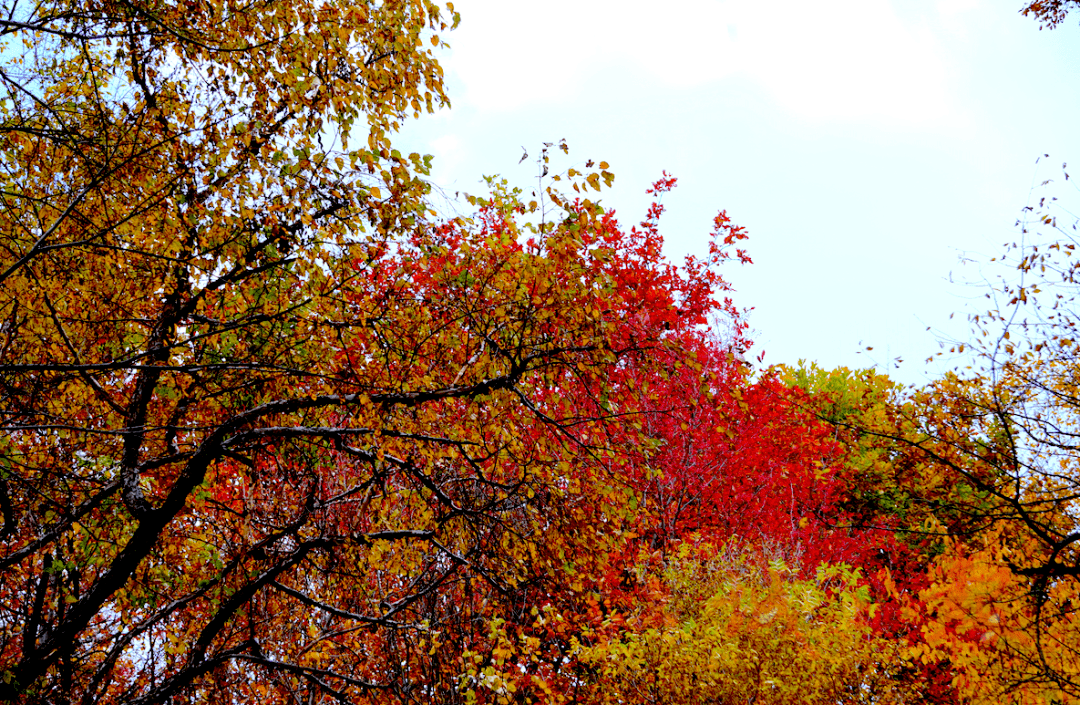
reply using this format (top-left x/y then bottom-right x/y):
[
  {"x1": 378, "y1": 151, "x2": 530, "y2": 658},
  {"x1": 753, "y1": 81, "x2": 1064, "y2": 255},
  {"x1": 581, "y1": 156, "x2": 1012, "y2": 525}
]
[{"x1": 0, "y1": 0, "x2": 1078, "y2": 702}]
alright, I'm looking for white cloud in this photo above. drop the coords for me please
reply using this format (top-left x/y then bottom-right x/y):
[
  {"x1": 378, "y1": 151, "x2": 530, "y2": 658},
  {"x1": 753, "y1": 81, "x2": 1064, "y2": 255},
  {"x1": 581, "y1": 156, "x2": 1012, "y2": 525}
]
[
  {"x1": 444, "y1": 0, "x2": 963, "y2": 127},
  {"x1": 937, "y1": 0, "x2": 981, "y2": 18},
  {"x1": 734, "y1": 0, "x2": 956, "y2": 126}
]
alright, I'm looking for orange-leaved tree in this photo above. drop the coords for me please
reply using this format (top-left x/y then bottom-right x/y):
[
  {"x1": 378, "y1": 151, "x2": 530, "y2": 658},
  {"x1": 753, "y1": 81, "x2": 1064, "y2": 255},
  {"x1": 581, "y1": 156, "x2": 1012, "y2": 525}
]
[{"x1": 869, "y1": 170, "x2": 1080, "y2": 703}]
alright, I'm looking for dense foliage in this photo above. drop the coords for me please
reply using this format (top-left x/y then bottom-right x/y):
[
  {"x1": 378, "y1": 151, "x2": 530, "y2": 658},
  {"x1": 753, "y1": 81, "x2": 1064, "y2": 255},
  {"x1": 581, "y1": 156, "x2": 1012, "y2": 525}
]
[{"x1": 1, "y1": 0, "x2": 1078, "y2": 703}]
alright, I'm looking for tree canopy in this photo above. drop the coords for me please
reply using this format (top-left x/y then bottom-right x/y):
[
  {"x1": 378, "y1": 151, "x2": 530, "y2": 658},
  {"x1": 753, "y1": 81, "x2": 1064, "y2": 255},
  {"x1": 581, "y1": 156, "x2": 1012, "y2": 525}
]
[{"x1": 2, "y1": 0, "x2": 1080, "y2": 703}]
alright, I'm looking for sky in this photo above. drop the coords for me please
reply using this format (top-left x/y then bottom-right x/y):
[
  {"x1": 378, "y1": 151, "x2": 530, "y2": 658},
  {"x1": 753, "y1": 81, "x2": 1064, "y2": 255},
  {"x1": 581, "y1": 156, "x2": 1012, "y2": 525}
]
[{"x1": 397, "y1": 0, "x2": 1080, "y2": 385}]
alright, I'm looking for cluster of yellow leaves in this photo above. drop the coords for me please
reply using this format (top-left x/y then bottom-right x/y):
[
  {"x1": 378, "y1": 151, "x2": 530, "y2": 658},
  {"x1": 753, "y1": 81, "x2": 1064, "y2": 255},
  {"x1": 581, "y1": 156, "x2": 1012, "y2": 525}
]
[{"x1": 575, "y1": 539, "x2": 917, "y2": 705}]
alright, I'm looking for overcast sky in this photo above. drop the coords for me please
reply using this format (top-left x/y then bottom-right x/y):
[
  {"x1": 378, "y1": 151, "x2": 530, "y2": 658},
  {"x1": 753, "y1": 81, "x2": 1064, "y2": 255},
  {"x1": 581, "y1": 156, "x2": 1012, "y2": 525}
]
[{"x1": 398, "y1": 0, "x2": 1080, "y2": 385}]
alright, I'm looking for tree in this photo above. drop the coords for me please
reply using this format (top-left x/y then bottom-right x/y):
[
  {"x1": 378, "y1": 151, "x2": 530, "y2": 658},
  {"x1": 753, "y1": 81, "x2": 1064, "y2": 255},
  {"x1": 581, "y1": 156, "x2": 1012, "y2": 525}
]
[
  {"x1": 1020, "y1": 0, "x2": 1080, "y2": 27},
  {"x1": 0, "y1": 0, "x2": 456, "y2": 698},
  {"x1": 569, "y1": 305, "x2": 955, "y2": 700},
  {"x1": 868, "y1": 168, "x2": 1080, "y2": 702},
  {"x1": 0, "y1": 0, "x2": 745, "y2": 701},
  {"x1": 575, "y1": 538, "x2": 917, "y2": 705},
  {"x1": 779, "y1": 363, "x2": 1006, "y2": 704}
]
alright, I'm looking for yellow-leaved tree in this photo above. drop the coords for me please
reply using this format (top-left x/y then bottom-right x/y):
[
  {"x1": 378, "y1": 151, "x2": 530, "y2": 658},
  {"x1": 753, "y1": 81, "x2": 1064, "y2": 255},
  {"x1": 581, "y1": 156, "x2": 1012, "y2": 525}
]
[{"x1": 575, "y1": 538, "x2": 918, "y2": 705}]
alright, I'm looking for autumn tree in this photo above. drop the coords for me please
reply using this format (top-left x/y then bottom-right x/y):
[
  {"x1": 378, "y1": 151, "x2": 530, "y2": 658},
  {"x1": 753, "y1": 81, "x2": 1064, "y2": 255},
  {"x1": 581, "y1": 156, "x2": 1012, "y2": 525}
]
[
  {"x1": 778, "y1": 363, "x2": 1011, "y2": 703},
  {"x1": 0, "y1": 0, "x2": 748, "y2": 701},
  {"x1": 561, "y1": 254, "x2": 947, "y2": 701},
  {"x1": 859, "y1": 167, "x2": 1080, "y2": 703},
  {"x1": 576, "y1": 538, "x2": 918, "y2": 705}
]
